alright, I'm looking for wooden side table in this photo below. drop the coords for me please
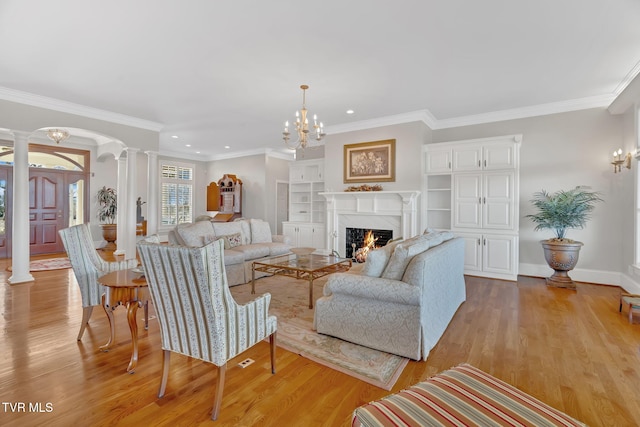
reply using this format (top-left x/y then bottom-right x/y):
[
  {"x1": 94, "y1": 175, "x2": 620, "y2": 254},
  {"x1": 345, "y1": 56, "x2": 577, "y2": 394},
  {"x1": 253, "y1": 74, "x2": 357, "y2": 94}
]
[{"x1": 98, "y1": 268, "x2": 148, "y2": 373}]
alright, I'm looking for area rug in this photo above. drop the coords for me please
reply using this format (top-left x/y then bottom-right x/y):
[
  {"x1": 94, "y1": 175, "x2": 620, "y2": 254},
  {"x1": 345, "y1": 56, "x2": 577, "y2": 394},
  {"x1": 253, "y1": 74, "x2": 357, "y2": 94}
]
[
  {"x1": 7, "y1": 257, "x2": 71, "y2": 272},
  {"x1": 231, "y1": 276, "x2": 409, "y2": 390}
]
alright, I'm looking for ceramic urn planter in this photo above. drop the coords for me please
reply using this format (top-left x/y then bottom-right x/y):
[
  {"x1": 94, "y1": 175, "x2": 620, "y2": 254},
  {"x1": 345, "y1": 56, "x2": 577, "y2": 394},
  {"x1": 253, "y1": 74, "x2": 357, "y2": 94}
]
[
  {"x1": 100, "y1": 224, "x2": 118, "y2": 250},
  {"x1": 541, "y1": 240, "x2": 583, "y2": 289}
]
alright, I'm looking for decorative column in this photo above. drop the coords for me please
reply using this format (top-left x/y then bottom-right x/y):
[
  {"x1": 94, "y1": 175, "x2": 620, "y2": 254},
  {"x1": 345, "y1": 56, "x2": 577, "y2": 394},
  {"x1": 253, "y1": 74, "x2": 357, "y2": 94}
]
[
  {"x1": 145, "y1": 151, "x2": 159, "y2": 235},
  {"x1": 9, "y1": 131, "x2": 34, "y2": 284},
  {"x1": 400, "y1": 191, "x2": 420, "y2": 238},
  {"x1": 125, "y1": 148, "x2": 139, "y2": 260},
  {"x1": 114, "y1": 155, "x2": 127, "y2": 255}
]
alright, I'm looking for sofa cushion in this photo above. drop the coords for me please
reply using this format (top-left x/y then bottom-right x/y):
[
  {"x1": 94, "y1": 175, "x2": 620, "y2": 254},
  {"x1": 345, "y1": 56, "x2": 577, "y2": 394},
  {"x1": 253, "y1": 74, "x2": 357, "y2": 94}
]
[
  {"x1": 250, "y1": 219, "x2": 273, "y2": 244},
  {"x1": 362, "y1": 239, "x2": 403, "y2": 278},
  {"x1": 212, "y1": 222, "x2": 245, "y2": 244},
  {"x1": 235, "y1": 219, "x2": 252, "y2": 245},
  {"x1": 232, "y1": 243, "x2": 270, "y2": 259},
  {"x1": 382, "y1": 234, "x2": 432, "y2": 280},
  {"x1": 176, "y1": 221, "x2": 215, "y2": 247},
  {"x1": 223, "y1": 249, "x2": 245, "y2": 265},
  {"x1": 264, "y1": 242, "x2": 292, "y2": 256}
]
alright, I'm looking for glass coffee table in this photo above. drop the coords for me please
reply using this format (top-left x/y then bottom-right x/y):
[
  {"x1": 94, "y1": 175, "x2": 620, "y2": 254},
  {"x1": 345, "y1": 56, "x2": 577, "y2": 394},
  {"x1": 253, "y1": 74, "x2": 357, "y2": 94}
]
[{"x1": 251, "y1": 253, "x2": 352, "y2": 309}]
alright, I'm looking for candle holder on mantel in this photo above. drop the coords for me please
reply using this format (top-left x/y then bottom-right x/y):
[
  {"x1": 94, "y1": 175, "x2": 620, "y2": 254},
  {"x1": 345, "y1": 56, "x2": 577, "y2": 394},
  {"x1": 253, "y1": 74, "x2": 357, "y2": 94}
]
[{"x1": 611, "y1": 148, "x2": 632, "y2": 173}]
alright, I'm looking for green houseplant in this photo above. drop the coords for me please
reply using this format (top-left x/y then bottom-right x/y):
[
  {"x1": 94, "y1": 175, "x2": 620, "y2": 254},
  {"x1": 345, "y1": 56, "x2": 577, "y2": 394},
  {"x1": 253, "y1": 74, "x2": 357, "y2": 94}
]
[
  {"x1": 526, "y1": 186, "x2": 602, "y2": 288},
  {"x1": 96, "y1": 186, "x2": 117, "y2": 248}
]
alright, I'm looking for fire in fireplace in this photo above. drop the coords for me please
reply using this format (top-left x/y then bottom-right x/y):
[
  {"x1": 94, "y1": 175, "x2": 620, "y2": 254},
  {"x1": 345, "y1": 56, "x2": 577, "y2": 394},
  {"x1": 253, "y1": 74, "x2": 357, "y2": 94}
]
[{"x1": 346, "y1": 228, "x2": 393, "y2": 262}]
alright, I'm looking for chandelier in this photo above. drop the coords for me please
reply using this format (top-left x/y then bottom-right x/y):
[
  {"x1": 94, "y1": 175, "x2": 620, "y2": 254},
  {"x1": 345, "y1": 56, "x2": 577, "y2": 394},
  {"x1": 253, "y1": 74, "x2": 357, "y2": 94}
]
[
  {"x1": 283, "y1": 85, "x2": 325, "y2": 150},
  {"x1": 46, "y1": 128, "x2": 70, "y2": 144}
]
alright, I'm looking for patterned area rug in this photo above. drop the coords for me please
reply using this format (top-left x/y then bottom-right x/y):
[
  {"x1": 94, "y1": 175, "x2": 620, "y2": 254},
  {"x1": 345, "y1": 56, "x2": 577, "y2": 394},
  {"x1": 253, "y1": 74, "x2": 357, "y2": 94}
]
[
  {"x1": 6, "y1": 257, "x2": 72, "y2": 272},
  {"x1": 231, "y1": 275, "x2": 409, "y2": 390}
]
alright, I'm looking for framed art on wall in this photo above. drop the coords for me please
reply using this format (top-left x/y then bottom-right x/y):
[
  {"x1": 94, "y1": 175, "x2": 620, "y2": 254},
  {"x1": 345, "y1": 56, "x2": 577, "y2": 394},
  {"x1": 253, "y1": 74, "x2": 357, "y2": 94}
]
[{"x1": 343, "y1": 139, "x2": 396, "y2": 183}]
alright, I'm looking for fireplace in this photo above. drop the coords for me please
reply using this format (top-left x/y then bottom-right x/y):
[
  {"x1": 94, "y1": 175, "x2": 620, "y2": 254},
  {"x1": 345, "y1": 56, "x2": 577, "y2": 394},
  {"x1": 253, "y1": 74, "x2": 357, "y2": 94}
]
[
  {"x1": 321, "y1": 190, "x2": 420, "y2": 258},
  {"x1": 346, "y1": 228, "x2": 393, "y2": 260}
]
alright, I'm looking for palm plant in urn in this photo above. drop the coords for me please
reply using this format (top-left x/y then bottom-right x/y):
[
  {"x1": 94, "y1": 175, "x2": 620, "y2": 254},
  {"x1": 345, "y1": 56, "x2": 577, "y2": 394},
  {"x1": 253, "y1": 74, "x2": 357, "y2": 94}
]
[
  {"x1": 526, "y1": 186, "x2": 602, "y2": 289},
  {"x1": 96, "y1": 186, "x2": 118, "y2": 249}
]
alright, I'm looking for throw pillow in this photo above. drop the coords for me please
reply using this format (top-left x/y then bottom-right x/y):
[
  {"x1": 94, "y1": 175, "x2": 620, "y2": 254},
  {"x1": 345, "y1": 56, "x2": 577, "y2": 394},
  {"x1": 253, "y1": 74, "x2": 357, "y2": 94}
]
[
  {"x1": 250, "y1": 219, "x2": 272, "y2": 244},
  {"x1": 235, "y1": 219, "x2": 252, "y2": 245},
  {"x1": 212, "y1": 222, "x2": 245, "y2": 245},
  {"x1": 362, "y1": 239, "x2": 403, "y2": 278},
  {"x1": 382, "y1": 234, "x2": 432, "y2": 280},
  {"x1": 219, "y1": 232, "x2": 242, "y2": 249}
]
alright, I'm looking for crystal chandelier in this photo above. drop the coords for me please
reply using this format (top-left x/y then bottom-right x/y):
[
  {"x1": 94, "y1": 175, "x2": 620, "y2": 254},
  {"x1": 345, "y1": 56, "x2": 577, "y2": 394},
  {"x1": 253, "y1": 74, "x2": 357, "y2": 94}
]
[
  {"x1": 283, "y1": 85, "x2": 325, "y2": 150},
  {"x1": 46, "y1": 128, "x2": 70, "y2": 144}
]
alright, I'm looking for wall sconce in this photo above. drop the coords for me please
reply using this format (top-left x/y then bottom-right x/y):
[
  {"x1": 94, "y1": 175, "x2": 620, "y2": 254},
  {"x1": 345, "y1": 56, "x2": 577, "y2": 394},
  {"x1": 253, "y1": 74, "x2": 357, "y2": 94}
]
[{"x1": 611, "y1": 148, "x2": 632, "y2": 173}]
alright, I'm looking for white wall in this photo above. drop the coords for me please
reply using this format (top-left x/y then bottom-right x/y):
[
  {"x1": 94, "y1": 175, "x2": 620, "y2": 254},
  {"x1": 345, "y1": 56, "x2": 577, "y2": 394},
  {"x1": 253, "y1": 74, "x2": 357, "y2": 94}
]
[
  {"x1": 323, "y1": 121, "x2": 431, "y2": 193},
  {"x1": 432, "y1": 107, "x2": 629, "y2": 284}
]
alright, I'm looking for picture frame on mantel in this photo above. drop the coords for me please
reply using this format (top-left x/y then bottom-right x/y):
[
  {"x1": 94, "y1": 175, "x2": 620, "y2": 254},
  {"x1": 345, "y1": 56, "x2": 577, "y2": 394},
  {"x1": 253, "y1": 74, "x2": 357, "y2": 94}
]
[{"x1": 343, "y1": 139, "x2": 396, "y2": 183}]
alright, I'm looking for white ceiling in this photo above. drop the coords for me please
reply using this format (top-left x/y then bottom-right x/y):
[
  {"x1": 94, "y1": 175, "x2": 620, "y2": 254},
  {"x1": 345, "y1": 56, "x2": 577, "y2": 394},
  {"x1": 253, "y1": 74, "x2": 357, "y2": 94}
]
[{"x1": 1, "y1": 0, "x2": 639, "y2": 159}]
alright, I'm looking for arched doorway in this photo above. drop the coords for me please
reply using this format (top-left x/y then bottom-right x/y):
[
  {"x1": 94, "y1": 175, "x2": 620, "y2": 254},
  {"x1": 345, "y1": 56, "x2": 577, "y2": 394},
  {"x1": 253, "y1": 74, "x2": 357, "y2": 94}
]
[{"x1": 0, "y1": 143, "x2": 90, "y2": 257}]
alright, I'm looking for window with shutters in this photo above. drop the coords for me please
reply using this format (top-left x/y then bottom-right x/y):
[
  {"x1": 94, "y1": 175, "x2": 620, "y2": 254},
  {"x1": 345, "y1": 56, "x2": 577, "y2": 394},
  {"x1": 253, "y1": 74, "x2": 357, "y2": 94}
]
[{"x1": 160, "y1": 161, "x2": 193, "y2": 226}]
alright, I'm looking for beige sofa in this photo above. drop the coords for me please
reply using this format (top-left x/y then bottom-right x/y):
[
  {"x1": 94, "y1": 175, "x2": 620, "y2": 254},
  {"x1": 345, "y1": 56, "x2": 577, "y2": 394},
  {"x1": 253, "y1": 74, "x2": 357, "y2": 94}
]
[
  {"x1": 314, "y1": 231, "x2": 466, "y2": 360},
  {"x1": 168, "y1": 218, "x2": 292, "y2": 286}
]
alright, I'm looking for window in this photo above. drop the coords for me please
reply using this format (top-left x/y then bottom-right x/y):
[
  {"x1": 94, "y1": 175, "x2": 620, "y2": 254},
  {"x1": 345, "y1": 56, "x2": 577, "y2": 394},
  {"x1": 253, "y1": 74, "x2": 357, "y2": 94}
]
[{"x1": 161, "y1": 162, "x2": 194, "y2": 226}]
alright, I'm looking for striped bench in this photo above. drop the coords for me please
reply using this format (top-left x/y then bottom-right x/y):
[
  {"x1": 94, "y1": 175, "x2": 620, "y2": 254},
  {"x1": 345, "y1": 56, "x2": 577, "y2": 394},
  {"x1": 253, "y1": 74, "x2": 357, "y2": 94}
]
[{"x1": 352, "y1": 364, "x2": 586, "y2": 427}]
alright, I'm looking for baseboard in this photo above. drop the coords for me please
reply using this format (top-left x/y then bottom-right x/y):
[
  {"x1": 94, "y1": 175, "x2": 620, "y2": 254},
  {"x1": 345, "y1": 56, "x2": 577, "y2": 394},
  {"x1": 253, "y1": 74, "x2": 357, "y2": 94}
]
[{"x1": 518, "y1": 263, "x2": 621, "y2": 288}]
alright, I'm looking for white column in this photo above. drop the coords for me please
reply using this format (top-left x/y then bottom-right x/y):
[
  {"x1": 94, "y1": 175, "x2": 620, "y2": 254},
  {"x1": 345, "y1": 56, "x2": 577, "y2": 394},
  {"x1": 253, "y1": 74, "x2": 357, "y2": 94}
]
[
  {"x1": 125, "y1": 148, "x2": 139, "y2": 260},
  {"x1": 114, "y1": 156, "x2": 127, "y2": 255},
  {"x1": 9, "y1": 131, "x2": 34, "y2": 284},
  {"x1": 145, "y1": 151, "x2": 159, "y2": 235},
  {"x1": 400, "y1": 192, "x2": 420, "y2": 238}
]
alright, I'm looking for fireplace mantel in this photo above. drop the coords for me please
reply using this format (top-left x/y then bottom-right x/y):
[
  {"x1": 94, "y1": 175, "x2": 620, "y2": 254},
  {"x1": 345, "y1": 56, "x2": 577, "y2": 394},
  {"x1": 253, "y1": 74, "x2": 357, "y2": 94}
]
[{"x1": 320, "y1": 190, "x2": 420, "y2": 257}]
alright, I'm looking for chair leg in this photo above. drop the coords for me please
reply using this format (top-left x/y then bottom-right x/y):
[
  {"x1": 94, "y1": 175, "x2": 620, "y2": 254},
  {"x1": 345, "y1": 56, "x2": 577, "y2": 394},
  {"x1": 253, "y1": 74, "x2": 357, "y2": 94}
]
[
  {"x1": 211, "y1": 364, "x2": 227, "y2": 421},
  {"x1": 158, "y1": 350, "x2": 171, "y2": 398},
  {"x1": 144, "y1": 300, "x2": 149, "y2": 330},
  {"x1": 270, "y1": 332, "x2": 277, "y2": 374},
  {"x1": 77, "y1": 306, "x2": 93, "y2": 341}
]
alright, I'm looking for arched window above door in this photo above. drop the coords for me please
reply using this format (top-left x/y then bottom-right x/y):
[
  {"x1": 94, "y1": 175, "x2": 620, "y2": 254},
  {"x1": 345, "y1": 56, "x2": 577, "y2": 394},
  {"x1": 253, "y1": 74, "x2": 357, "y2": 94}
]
[{"x1": 0, "y1": 144, "x2": 88, "y2": 171}]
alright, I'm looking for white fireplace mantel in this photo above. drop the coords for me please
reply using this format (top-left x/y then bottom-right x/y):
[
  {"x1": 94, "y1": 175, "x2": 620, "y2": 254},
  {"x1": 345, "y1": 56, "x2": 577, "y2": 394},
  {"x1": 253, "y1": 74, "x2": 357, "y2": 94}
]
[{"x1": 320, "y1": 190, "x2": 420, "y2": 256}]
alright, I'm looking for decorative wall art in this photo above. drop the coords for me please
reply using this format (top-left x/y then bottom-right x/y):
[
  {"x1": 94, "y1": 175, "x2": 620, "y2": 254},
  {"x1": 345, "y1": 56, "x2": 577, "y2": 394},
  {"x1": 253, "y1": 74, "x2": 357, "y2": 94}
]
[{"x1": 343, "y1": 139, "x2": 396, "y2": 183}]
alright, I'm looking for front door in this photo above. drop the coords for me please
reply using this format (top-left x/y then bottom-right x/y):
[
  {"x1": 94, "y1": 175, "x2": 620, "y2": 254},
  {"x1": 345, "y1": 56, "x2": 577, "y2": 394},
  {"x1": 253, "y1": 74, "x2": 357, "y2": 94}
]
[
  {"x1": 29, "y1": 170, "x2": 65, "y2": 254},
  {"x1": 0, "y1": 167, "x2": 10, "y2": 258}
]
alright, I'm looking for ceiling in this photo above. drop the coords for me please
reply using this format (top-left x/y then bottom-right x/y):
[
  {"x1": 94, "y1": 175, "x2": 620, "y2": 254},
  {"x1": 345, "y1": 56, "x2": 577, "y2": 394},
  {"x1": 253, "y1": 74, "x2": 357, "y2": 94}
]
[{"x1": 1, "y1": 0, "x2": 639, "y2": 160}]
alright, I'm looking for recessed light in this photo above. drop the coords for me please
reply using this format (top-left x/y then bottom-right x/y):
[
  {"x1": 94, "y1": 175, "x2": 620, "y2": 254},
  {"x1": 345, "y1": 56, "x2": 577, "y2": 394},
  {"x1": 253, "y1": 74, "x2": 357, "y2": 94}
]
[
  {"x1": 186, "y1": 144, "x2": 191, "y2": 147},
  {"x1": 196, "y1": 151, "x2": 200, "y2": 154},
  {"x1": 225, "y1": 145, "x2": 230, "y2": 149},
  {"x1": 171, "y1": 135, "x2": 179, "y2": 139},
  {"x1": 346, "y1": 109, "x2": 355, "y2": 114}
]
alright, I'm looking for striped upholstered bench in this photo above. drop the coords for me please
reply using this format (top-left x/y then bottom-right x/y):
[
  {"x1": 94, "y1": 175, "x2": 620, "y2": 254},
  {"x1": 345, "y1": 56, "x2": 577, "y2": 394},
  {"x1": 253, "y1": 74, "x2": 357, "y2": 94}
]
[{"x1": 352, "y1": 364, "x2": 586, "y2": 427}]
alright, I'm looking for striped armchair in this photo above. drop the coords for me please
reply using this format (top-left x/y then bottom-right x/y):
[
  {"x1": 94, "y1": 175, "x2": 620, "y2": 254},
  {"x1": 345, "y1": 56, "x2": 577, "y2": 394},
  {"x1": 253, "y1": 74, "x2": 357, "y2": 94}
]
[
  {"x1": 137, "y1": 239, "x2": 277, "y2": 421},
  {"x1": 59, "y1": 223, "x2": 139, "y2": 341}
]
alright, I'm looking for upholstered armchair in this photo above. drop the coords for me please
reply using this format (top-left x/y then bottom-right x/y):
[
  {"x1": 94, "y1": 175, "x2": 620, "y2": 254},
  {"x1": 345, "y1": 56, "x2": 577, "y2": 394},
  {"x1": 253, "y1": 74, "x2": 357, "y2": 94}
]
[
  {"x1": 59, "y1": 223, "x2": 139, "y2": 341},
  {"x1": 137, "y1": 238, "x2": 277, "y2": 421}
]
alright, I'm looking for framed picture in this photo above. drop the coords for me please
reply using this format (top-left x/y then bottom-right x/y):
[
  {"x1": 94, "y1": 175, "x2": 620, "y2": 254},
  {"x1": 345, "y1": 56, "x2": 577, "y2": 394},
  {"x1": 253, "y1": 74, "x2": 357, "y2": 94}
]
[{"x1": 343, "y1": 139, "x2": 396, "y2": 183}]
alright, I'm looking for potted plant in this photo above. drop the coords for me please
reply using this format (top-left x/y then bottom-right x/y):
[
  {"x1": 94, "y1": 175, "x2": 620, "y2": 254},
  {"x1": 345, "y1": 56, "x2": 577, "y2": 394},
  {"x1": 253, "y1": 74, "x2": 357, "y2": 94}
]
[
  {"x1": 96, "y1": 186, "x2": 117, "y2": 249},
  {"x1": 526, "y1": 186, "x2": 602, "y2": 289}
]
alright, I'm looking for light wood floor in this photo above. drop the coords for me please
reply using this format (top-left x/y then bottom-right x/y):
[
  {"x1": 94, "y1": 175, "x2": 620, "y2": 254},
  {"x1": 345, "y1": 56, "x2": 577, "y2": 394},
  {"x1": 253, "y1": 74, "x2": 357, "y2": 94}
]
[{"x1": 1, "y1": 253, "x2": 640, "y2": 426}]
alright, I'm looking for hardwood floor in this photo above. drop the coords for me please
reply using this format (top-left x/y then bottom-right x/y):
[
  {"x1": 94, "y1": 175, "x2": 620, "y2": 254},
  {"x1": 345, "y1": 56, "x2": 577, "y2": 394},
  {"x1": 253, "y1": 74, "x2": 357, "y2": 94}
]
[{"x1": 1, "y1": 253, "x2": 640, "y2": 426}]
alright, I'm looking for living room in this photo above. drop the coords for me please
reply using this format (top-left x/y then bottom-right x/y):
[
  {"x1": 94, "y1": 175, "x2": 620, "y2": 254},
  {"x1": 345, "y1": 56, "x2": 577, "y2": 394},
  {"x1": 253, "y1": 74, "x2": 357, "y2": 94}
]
[{"x1": 2, "y1": 1, "x2": 640, "y2": 425}]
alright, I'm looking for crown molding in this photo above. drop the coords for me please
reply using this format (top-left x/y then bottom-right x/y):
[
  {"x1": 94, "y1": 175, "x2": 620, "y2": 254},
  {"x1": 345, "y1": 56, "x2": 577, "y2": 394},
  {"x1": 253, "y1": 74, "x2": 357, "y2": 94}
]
[
  {"x1": 0, "y1": 86, "x2": 164, "y2": 132},
  {"x1": 433, "y1": 94, "x2": 616, "y2": 129},
  {"x1": 160, "y1": 147, "x2": 295, "y2": 162},
  {"x1": 325, "y1": 110, "x2": 437, "y2": 135}
]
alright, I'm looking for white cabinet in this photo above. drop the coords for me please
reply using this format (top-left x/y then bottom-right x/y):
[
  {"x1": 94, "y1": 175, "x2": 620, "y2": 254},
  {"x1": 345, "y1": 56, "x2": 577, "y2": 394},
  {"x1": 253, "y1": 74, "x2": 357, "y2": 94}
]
[
  {"x1": 283, "y1": 222, "x2": 326, "y2": 248},
  {"x1": 290, "y1": 159, "x2": 324, "y2": 183},
  {"x1": 453, "y1": 141, "x2": 517, "y2": 171},
  {"x1": 453, "y1": 172, "x2": 515, "y2": 230},
  {"x1": 456, "y1": 232, "x2": 518, "y2": 281},
  {"x1": 423, "y1": 135, "x2": 521, "y2": 281},
  {"x1": 286, "y1": 159, "x2": 326, "y2": 249},
  {"x1": 425, "y1": 147, "x2": 452, "y2": 174}
]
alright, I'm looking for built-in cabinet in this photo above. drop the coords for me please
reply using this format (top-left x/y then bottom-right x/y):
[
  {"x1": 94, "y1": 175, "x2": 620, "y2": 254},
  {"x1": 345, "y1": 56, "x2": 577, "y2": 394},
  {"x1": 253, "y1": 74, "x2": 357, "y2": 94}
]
[
  {"x1": 424, "y1": 135, "x2": 521, "y2": 281},
  {"x1": 283, "y1": 159, "x2": 326, "y2": 249}
]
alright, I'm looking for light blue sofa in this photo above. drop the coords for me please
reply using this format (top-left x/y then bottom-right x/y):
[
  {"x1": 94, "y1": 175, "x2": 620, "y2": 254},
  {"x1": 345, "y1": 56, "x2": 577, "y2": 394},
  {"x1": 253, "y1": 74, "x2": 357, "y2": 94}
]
[{"x1": 314, "y1": 233, "x2": 466, "y2": 360}]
